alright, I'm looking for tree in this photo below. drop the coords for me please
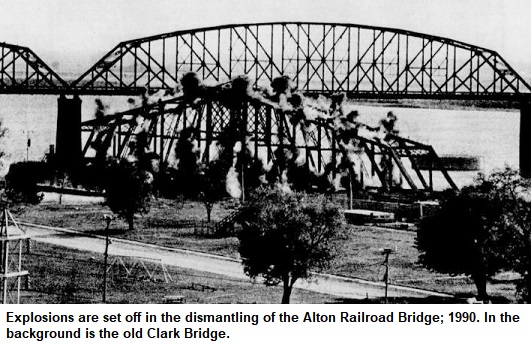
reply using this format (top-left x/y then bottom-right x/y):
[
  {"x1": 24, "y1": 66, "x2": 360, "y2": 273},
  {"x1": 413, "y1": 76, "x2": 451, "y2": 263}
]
[
  {"x1": 416, "y1": 191, "x2": 500, "y2": 301},
  {"x1": 416, "y1": 167, "x2": 531, "y2": 302},
  {"x1": 198, "y1": 162, "x2": 226, "y2": 223},
  {"x1": 467, "y1": 167, "x2": 531, "y2": 302},
  {"x1": 503, "y1": 197, "x2": 531, "y2": 302},
  {"x1": 5, "y1": 161, "x2": 51, "y2": 204},
  {"x1": 238, "y1": 188, "x2": 346, "y2": 303},
  {"x1": 174, "y1": 127, "x2": 201, "y2": 198},
  {"x1": 104, "y1": 158, "x2": 153, "y2": 230}
]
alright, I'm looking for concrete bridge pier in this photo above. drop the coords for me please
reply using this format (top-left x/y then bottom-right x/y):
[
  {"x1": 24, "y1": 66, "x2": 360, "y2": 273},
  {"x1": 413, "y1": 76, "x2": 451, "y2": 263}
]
[
  {"x1": 56, "y1": 94, "x2": 82, "y2": 172},
  {"x1": 520, "y1": 102, "x2": 531, "y2": 178}
]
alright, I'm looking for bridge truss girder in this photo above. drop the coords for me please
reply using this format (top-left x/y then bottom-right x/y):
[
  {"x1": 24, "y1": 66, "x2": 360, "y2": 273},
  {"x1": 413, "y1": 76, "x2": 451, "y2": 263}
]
[
  {"x1": 81, "y1": 96, "x2": 457, "y2": 192},
  {"x1": 0, "y1": 43, "x2": 69, "y2": 94},
  {"x1": 72, "y1": 22, "x2": 531, "y2": 99}
]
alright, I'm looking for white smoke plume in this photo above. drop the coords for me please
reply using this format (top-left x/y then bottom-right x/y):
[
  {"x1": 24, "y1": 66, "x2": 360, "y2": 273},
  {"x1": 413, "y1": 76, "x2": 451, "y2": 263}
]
[
  {"x1": 294, "y1": 149, "x2": 307, "y2": 166},
  {"x1": 332, "y1": 173, "x2": 344, "y2": 191},
  {"x1": 259, "y1": 156, "x2": 274, "y2": 173},
  {"x1": 226, "y1": 166, "x2": 242, "y2": 199},
  {"x1": 225, "y1": 142, "x2": 243, "y2": 199},
  {"x1": 275, "y1": 169, "x2": 292, "y2": 194},
  {"x1": 232, "y1": 141, "x2": 242, "y2": 156}
]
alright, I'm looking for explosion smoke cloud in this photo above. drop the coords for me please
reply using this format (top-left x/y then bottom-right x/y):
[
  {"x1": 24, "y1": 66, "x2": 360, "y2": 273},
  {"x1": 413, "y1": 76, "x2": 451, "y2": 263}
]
[{"x1": 226, "y1": 166, "x2": 242, "y2": 198}]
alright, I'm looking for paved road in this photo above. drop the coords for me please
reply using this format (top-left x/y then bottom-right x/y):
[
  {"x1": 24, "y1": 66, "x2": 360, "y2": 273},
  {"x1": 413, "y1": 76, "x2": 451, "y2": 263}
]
[{"x1": 19, "y1": 222, "x2": 452, "y2": 301}]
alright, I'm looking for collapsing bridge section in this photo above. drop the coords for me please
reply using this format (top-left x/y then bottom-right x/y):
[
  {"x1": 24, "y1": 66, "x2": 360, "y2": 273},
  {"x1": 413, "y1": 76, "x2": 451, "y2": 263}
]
[{"x1": 81, "y1": 94, "x2": 457, "y2": 192}]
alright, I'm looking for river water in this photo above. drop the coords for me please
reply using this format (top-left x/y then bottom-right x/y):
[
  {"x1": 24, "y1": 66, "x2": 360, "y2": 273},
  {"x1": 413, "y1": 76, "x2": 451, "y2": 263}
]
[{"x1": 0, "y1": 94, "x2": 520, "y2": 189}]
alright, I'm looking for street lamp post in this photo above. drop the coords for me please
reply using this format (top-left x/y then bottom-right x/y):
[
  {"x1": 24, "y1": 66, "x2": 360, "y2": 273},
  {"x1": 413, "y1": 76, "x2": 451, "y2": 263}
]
[
  {"x1": 102, "y1": 215, "x2": 113, "y2": 303},
  {"x1": 382, "y1": 248, "x2": 393, "y2": 304}
]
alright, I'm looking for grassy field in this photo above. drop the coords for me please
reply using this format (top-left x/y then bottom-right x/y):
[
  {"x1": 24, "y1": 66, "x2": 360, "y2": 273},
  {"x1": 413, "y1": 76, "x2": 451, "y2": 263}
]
[
  {"x1": 15, "y1": 196, "x2": 519, "y2": 303},
  {"x1": 17, "y1": 198, "x2": 241, "y2": 257},
  {"x1": 21, "y1": 240, "x2": 336, "y2": 304}
]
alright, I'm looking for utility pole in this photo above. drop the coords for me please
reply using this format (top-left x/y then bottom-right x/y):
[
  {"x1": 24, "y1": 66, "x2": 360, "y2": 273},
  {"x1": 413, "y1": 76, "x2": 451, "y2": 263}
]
[
  {"x1": 26, "y1": 137, "x2": 30, "y2": 162},
  {"x1": 382, "y1": 248, "x2": 393, "y2": 304},
  {"x1": 241, "y1": 162, "x2": 245, "y2": 203},
  {"x1": 23, "y1": 129, "x2": 33, "y2": 161},
  {"x1": 348, "y1": 172, "x2": 353, "y2": 209},
  {"x1": 102, "y1": 215, "x2": 113, "y2": 303}
]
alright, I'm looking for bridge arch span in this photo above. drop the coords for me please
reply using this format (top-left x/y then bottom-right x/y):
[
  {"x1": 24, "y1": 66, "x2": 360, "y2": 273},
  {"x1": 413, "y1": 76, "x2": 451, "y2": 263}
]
[{"x1": 72, "y1": 22, "x2": 531, "y2": 99}]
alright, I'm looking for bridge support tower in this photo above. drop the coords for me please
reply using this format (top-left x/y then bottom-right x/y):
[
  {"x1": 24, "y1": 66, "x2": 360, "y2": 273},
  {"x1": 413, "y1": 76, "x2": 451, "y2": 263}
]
[
  {"x1": 56, "y1": 95, "x2": 82, "y2": 172},
  {"x1": 521, "y1": 102, "x2": 531, "y2": 178}
]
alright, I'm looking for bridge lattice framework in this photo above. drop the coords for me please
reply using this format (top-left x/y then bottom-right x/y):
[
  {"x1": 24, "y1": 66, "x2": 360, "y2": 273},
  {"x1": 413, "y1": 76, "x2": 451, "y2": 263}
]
[
  {"x1": 2, "y1": 22, "x2": 531, "y2": 98},
  {"x1": 81, "y1": 94, "x2": 458, "y2": 192},
  {"x1": 70, "y1": 22, "x2": 531, "y2": 99}
]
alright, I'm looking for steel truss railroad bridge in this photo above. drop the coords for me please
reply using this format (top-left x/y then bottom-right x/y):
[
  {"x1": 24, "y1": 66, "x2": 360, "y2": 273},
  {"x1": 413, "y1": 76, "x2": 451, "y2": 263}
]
[
  {"x1": 2, "y1": 22, "x2": 531, "y2": 186},
  {"x1": 81, "y1": 90, "x2": 458, "y2": 192}
]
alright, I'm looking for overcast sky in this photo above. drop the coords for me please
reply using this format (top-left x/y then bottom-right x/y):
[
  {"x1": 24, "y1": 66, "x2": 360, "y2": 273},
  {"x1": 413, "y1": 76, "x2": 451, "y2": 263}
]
[{"x1": 1, "y1": 0, "x2": 530, "y2": 78}]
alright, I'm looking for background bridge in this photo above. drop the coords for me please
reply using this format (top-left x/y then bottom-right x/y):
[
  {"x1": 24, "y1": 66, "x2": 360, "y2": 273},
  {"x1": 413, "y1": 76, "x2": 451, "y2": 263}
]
[
  {"x1": 0, "y1": 42, "x2": 69, "y2": 94},
  {"x1": 72, "y1": 22, "x2": 531, "y2": 99},
  {"x1": 3, "y1": 23, "x2": 530, "y2": 99}
]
